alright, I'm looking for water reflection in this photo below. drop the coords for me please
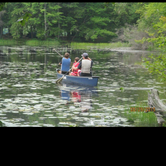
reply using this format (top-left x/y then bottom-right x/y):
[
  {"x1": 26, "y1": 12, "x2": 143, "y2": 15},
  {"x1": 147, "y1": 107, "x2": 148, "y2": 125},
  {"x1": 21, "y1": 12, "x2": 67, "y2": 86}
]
[{"x1": 58, "y1": 83, "x2": 98, "y2": 112}]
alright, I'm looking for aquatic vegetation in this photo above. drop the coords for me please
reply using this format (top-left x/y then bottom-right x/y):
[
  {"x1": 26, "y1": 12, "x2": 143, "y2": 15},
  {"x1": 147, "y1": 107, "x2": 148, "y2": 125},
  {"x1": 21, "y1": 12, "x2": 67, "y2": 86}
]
[
  {"x1": 0, "y1": 46, "x2": 165, "y2": 127},
  {"x1": 121, "y1": 108, "x2": 159, "y2": 127}
]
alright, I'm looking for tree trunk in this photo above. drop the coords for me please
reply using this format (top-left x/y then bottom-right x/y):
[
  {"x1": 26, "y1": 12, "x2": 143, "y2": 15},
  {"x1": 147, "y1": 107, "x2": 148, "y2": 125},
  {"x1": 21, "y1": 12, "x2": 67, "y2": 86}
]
[
  {"x1": 31, "y1": 25, "x2": 33, "y2": 39},
  {"x1": 20, "y1": 26, "x2": 23, "y2": 38},
  {"x1": 58, "y1": 22, "x2": 60, "y2": 39},
  {"x1": 57, "y1": 3, "x2": 60, "y2": 39},
  {"x1": 44, "y1": 3, "x2": 47, "y2": 39},
  {"x1": 0, "y1": 27, "x2": 2, "y2": 39}
]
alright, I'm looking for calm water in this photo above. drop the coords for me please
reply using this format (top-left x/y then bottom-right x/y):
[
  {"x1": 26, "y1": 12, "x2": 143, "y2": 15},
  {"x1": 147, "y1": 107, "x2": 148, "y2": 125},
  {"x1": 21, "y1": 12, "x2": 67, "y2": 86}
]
[{"x1": 0, "y1": 45, "x2": 166, "y2": 127}]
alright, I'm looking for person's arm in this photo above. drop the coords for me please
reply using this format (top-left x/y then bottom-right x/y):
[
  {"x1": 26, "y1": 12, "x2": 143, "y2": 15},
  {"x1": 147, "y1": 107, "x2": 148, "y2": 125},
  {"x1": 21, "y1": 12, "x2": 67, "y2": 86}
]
[
  {"x1": 72, "y1": 66, "x2": 77, "y2": 70},
  {"x1": 69, "y1": 58, "x2": 72, "y2": 67},
  {"x1": 73, "y1": 62, "x2": 81, "y2": 70},
  {"x1": 88, "y1": 57, "x2": 92, "y2": 61},
  {"x1": 59, "y1": 60, "x2": 62, "y2": 65},
  {"x1": 72, "y1": 64, "x2": 74, "y2": 72}
]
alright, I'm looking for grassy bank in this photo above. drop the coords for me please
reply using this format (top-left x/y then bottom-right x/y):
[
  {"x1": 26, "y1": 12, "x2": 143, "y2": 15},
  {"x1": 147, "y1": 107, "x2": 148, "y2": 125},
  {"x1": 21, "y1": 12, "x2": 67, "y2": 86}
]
[
  {"x1": 0, "y1": 39, "x2": 60, "y2": 46},
  {"x1": 0, "y1": 39, "x2": 18, "y2": 46},
  {"x1": 0, "y1": 39, "x2": 130, "y2": 49},
  {"x1": 121, "y1": 107, "x2": 158, "y2": 127},
  {"x1": 70, "y1": 42, "x2": 131, "y2": 50},
  {"x1": 25, "y1": 39, "x2": 60, "y2": 46}
]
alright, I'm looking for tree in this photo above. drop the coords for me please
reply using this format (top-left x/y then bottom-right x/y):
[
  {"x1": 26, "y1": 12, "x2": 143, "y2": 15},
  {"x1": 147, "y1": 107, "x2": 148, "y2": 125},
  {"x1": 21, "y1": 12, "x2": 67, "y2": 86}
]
[
  {"x1": 9, "y1": 3, "x2": 27, "y2": 39},
  {"x1": 0, "y1": 2, "x2": 6, "y2": 11},
  {"x1": 113, "y1": 3, "x2": 141, "y2": 28},
  {"x1": 60, "y1": 2, "x2": 117, "y2": 42},
  {"x1": 0, "y1": 10, "x2": 6, "y2": 38},
  {"x1": 0, "y1": 2, "x2": 142, "y2": 42},
  {"x1": 135, "y1": 3, "x2": 166, "y2": 81}
]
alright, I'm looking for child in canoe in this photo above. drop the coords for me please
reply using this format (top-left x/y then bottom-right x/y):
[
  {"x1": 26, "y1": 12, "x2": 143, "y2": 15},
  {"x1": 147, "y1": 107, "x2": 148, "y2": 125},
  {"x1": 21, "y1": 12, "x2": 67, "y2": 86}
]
[{"x1": 70, "y1": 57, "x2": 81, "y2": 76}]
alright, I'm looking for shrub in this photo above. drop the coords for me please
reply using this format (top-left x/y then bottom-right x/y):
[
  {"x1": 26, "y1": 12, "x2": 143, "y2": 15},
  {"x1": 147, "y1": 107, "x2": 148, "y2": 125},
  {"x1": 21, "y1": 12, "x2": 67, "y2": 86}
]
[{"x1": 115, "y1": 24, "x2": 154, "y2": 50}]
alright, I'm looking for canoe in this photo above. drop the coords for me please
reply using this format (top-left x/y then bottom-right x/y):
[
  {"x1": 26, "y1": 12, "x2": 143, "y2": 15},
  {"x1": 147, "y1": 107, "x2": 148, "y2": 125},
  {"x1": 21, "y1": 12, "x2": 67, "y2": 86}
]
[{"x1": 56, "y1": 71, "x2": 99, "y2": 87}]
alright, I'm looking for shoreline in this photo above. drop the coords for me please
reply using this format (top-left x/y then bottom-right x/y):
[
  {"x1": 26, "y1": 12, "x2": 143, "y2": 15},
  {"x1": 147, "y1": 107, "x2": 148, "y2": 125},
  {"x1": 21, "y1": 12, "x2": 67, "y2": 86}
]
[
  {"x1": 0, "y1": 39, "x2": 159, "y2": 53},
  {"x1": 109, "y1": 47, "x2": 157, "y2": 53}
]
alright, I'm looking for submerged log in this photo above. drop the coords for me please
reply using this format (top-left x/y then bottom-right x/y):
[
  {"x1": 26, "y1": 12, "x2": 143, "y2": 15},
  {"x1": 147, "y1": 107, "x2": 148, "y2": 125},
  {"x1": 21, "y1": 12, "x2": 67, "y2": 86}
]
[{"x1": 148, "y1": 89, "x2": 166, "y2": 125}]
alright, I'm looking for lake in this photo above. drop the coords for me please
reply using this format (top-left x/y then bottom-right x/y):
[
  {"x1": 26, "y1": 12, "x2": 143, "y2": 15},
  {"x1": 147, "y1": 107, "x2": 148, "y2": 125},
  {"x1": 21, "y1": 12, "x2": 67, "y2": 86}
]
[{"x1": 0, "y1": 45, "x2": 166, "y2": 127}]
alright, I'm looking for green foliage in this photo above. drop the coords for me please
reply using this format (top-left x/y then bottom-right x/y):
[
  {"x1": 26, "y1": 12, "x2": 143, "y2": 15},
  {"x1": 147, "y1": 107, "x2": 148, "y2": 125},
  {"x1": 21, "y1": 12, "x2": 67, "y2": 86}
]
[
  {"x1": 133, "y1": 3, "x2": 166, "y2": 81},
  {"x1": 0, "y1": 120, "x2": 3, "y2": 127},
  {"x1": 1, "y1": 2, "x2": 140, "y2": 42},
  {"x1": 122, "y1": 108, "x2": 158, "y2": 127},
  {"x1": 136, "y1": 3, "x2": 166, "y2": 49},
  {"x1": 143, "y1": 53, "x2": 166, "y2": 81},
  {"x1": 0, "y1": 2, "x2": 6, "y2": 11},
  {"x1": 70, "y1": 42, "x2": 130, "y2": 50},
  {"x1": 0, "y1": 39, "x2": 18, "y2": 45},
  {"x1": 113, "y1": 3, "x2": 141, "y2": 28},
  {"x1": 25, "y1": 39, "x2": 60, "y2": 46},
  {"x1": 18, "y1": 13, "x2": 32, "y2": 26},
  {"x1": 10, "y1": 22, "x2": 22, "y2": 39}
]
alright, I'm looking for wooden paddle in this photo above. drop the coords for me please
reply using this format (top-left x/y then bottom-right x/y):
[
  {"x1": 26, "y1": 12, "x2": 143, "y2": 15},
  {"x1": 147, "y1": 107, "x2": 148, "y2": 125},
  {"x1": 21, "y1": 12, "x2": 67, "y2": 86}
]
[
  {"x1": 53, "y1": 48, "x2": 63, "y2": 58},
  {"x1": 56, "y1": 57, "x2": 83, "y2": 84}
]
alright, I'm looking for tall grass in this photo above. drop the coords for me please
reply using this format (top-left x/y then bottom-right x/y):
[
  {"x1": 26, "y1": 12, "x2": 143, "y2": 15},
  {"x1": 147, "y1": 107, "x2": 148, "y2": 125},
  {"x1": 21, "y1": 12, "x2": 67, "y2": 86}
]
[
  {"x1": 0, "y1": 39, "x2": 60, "y2": 46},
  {"x1": 25, "y1": 39, "x2": 60, "y2": 46},
  {"x1": 121, "y1": 107, "x2": 158, "y2": 127},
  {"x1": 70, "y1": 42, "x2": 131, "y2": 50},
  {"x1": 0, "y1": 39, "x2": 130, "y2": 48},
  {"x1": 0, "y1": 39, "x2": 18, "y2": 46}
]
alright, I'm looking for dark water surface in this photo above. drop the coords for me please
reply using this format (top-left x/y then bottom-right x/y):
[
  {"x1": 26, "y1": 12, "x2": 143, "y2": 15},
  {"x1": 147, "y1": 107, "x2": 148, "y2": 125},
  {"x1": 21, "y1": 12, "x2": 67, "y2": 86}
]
[{"x1": 0, "y1": 45, "x2": 165, "y2": 127}]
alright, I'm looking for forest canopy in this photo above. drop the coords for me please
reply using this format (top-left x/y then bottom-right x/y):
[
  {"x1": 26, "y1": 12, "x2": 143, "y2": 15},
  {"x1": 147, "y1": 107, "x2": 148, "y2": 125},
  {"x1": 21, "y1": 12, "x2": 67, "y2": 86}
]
[
  {"x1": 0, "y1": 2, "x2": 166, "y2": 81},
  {"x1": 0, "y1": 2, "x2": 141, "y2": 42}
]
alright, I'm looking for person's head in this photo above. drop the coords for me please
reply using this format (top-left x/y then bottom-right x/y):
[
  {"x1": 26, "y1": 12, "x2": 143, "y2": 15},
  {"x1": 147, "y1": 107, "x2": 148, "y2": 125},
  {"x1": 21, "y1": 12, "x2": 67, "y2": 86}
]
[
  {"x1": 64, "y1": 52, "x2": 70, "y2": 58},
  {"x1": 81, "y1": 53, "x2": 88, "y2": 59},
  {"x1": 75, "y1": 57, "x2": 79, "y2": 62}
]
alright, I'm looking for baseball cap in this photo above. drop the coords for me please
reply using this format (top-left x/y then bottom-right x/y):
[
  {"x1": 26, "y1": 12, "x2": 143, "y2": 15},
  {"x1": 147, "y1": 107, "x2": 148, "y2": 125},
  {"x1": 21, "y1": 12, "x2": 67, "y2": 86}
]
[{"x1": 81, "y1": 53, "x2": 88, "y2": 57}]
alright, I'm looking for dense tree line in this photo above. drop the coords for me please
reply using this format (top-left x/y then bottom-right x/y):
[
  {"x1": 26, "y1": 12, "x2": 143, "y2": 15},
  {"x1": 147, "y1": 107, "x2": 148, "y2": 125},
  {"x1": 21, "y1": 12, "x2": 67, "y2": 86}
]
[
  {"x1": 0, "y1": 2, "x2": 141, "y2": 42},
  {"x1": 133, "y1": 2, "x2": 166, "y2": 81},
  {"x1": 0, "y1": 2, "x2": 166, "y2": 81}
]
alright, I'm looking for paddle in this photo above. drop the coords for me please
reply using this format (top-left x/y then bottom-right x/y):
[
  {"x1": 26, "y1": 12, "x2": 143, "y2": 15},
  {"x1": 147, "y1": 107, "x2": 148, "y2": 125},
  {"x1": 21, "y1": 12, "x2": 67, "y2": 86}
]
[
  {"x1": 56, "y1": 56, "x2": 83, "y2": 84},
  {"x1": 53, "y1": 48, "x2": 63, "y2": 58}
]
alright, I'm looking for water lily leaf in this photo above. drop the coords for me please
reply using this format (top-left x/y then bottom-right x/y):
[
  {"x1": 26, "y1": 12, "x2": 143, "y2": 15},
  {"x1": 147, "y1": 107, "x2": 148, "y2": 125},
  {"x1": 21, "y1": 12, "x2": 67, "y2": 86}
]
[
  {"x1": 127, "y1": 118, "x2": 134, "y2": 123},
  {"x1": 120, "y1": 87, "x2": 124, "y2": 92}
]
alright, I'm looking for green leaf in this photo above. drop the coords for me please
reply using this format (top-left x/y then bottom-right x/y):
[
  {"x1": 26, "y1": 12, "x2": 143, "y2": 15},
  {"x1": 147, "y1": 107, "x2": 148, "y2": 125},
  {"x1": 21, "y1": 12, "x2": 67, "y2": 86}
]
[{"x1": 18, "y1": 12, "x2": 32, "y2": 26}]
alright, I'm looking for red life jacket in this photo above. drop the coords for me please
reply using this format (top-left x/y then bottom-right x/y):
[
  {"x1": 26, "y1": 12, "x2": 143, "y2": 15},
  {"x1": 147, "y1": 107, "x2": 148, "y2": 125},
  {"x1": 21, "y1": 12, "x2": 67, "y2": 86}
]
[{"x1": 73, "y1": 62, "x2": 79, "y2": 75}]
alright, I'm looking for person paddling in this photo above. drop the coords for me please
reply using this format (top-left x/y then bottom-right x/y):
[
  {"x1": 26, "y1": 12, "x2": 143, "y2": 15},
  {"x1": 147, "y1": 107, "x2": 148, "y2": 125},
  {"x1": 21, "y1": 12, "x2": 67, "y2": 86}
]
[
  {"x1": 73, "y1": 53, "x2": 93, "y2": 77},
  {"x1": 59, "y1": 52, "x2": 71, "y2": 75}
]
